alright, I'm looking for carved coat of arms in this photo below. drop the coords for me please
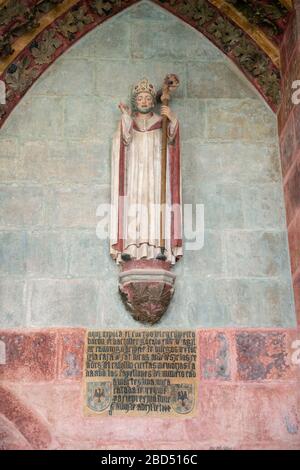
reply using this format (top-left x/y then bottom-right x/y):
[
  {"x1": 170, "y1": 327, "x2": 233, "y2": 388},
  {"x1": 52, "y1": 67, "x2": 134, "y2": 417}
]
[
  {"x1": 170, "y1": 383, "x2": 195, "y2": 414},
  {"x1": 86, "y1": 381, "x2": 112, "y2": 413}
]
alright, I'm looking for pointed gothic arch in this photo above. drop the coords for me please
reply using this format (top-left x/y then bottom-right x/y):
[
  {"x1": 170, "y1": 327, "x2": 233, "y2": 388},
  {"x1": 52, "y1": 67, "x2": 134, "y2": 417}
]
[{"x1": 0, "y1": 0, "x2": 286, "y2": 128}]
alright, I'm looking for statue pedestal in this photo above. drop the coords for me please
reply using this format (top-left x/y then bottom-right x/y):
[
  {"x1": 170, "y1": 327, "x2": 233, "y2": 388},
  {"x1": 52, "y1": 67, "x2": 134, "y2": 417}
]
[{"x1": 119, "y1": 259, "x2": 176, "y2": 325}]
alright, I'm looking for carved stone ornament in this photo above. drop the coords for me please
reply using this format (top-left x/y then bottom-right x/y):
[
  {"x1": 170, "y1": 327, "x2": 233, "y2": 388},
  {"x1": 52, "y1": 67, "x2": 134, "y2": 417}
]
[
  {"x1": 110, "y1": 76, "x2": 182, "y2": 324},
  {"x1": 0, "y1": 0, "x2": 286, "y2": 131},
  {"x1": 119, "y1": 260, "x2": 176, "y2": 325}
]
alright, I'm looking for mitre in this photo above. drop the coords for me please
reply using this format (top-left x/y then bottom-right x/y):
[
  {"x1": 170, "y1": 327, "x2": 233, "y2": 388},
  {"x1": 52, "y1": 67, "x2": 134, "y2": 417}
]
[{"x1": 132, "y1": 78, "x2": 156, "y2": 99}]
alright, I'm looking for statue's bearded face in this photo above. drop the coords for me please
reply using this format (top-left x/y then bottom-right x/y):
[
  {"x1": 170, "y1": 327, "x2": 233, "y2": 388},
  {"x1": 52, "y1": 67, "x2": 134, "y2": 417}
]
[{"x1": 135, "y1": 92, "x2": 154, "y2": 114}]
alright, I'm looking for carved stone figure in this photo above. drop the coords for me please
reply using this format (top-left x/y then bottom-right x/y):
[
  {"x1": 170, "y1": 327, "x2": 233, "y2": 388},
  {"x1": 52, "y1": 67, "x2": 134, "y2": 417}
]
[{"x1": 110, "y1": 76, "x2": 182, "y2": 324}]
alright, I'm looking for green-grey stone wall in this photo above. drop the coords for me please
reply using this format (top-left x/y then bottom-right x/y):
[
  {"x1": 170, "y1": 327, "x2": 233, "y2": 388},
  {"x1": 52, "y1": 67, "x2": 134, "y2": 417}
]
[{"x1": 0, "y1": 1, "x2": 296, "y2": 328}]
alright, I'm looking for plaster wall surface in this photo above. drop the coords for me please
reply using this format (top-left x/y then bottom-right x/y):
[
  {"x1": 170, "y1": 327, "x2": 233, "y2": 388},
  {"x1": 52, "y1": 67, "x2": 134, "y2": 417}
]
[{"x1": 0, "y1": 1, "x2": 296, "y2": 329}]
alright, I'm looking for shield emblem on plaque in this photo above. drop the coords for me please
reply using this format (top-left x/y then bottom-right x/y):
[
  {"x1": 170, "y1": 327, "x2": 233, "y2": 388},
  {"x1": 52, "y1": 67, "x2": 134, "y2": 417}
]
[
  {"x1": 170, "y1": 383, "x2": 195, "y2": 414},
  {"x1": 86, "y1": 381, "x2": 112, "y2": 412}
]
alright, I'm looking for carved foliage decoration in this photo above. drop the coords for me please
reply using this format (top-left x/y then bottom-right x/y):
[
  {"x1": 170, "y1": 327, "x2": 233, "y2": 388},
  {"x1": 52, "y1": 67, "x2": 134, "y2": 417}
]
[
  {"x1": 155, "y1": 0, "x2": 281, "y2": 108},
  {"x1": 227, "y1": 0, "x2": 289, "y2": 41},
  {"x1": 206, "y1": 16, "x2": 243, "y2": 51},
  {"x1": 0, "y1": 0, "x2": 136, "y2": 127},
  {"x1": 30, "y1": 29, "x2": 62, "y2": 65},
  {"x1": 56, "y1": 5, "x2": 94, "y2": 39},
  {"x1": 0, "y1": 1, "x2": 65, "y2": 58},
  {"x1": 233, "y1": 36, "x2": 281, "y2": 103},
  {"x1": 164, "y1": 0, "x2": 216, "y2": 25},
  {"x1": 120, "y1": 282, "x2": 174, "y2": 325},
  {"x1": 0, "y1": 0, "x2": 287, "y2": 128},
  {"x1": 91, "y1": 0, "x2": 118, "y2": 16},
  {"x1": 5, "y1": 56, "x2": 39, "y2": 94}
]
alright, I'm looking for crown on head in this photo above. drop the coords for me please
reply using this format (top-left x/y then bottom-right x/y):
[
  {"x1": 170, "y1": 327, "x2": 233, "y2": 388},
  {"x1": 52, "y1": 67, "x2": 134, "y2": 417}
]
[{"x1": 132, "y1": 78, "x2": 156, "y2": 100}]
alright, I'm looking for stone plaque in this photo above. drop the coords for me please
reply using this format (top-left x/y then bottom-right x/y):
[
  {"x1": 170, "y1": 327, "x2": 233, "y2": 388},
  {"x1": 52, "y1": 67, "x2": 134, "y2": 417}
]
[{"x1": 84, "y1": 330, "x2": 198, "y2": 416}]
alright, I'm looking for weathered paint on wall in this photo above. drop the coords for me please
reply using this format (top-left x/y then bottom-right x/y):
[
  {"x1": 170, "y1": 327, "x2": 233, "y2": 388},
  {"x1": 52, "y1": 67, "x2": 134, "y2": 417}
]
[{"x1": 0, "y1": 327, "x2": 299, "y2": 449}]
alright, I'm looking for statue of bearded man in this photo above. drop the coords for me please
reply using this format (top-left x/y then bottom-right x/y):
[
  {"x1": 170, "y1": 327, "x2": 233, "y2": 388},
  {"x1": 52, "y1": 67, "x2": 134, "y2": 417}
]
[{"x1": 110, "y1": 77, "x2": 183, "y2": 265}]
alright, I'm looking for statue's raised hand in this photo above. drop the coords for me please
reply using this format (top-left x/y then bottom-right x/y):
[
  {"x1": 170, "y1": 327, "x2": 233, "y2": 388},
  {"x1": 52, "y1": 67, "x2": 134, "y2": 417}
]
[{"x1": 118, "y1": 102, "x2": 131, "y2": 116}]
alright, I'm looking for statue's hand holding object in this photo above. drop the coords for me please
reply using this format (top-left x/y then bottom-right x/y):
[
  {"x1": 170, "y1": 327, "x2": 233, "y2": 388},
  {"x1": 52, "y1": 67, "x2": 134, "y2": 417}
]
[{"x1": 161, "y1": 105, "x2": 177, "y2": 124}]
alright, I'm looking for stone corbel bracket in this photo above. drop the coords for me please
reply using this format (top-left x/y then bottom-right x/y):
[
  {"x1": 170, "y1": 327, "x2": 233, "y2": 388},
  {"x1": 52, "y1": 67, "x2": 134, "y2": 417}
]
[{"x1": 119, "y1": 260, "x2": 176, "y2": 325}]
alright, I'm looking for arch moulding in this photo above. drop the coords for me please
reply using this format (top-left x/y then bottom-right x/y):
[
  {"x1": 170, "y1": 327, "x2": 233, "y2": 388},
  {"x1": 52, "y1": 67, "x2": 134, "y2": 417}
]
[{"x1": 0, "y1": 0, "x2": 286, "y2": 128}]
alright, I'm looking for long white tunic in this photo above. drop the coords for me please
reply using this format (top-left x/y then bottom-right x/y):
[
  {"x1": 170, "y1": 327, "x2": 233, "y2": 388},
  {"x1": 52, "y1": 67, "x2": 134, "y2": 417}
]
[{"x1": 110, "y1": 112, "x2": 182, "y2": 264}]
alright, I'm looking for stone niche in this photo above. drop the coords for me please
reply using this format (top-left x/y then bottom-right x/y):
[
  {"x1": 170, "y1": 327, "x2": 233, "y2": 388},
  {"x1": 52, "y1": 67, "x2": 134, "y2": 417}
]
[{"x1": 0, "y1": 0, "x2": 296, "y2": 329}]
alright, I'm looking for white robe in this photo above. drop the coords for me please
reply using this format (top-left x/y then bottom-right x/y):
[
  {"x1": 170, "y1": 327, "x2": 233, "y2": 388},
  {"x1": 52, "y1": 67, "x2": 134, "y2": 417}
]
[{"x1": 110, "y1": 112, "x2": 182, "y2": 264}]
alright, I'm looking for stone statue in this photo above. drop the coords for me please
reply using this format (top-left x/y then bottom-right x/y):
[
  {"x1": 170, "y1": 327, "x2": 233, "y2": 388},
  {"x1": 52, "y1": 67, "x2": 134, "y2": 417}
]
[
  {"x1": 110, "y1": 77, "x2": 182, "y2": 263},
  {"x1": 110, "y1": 76, "x2": 182, "y2": 324}
]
